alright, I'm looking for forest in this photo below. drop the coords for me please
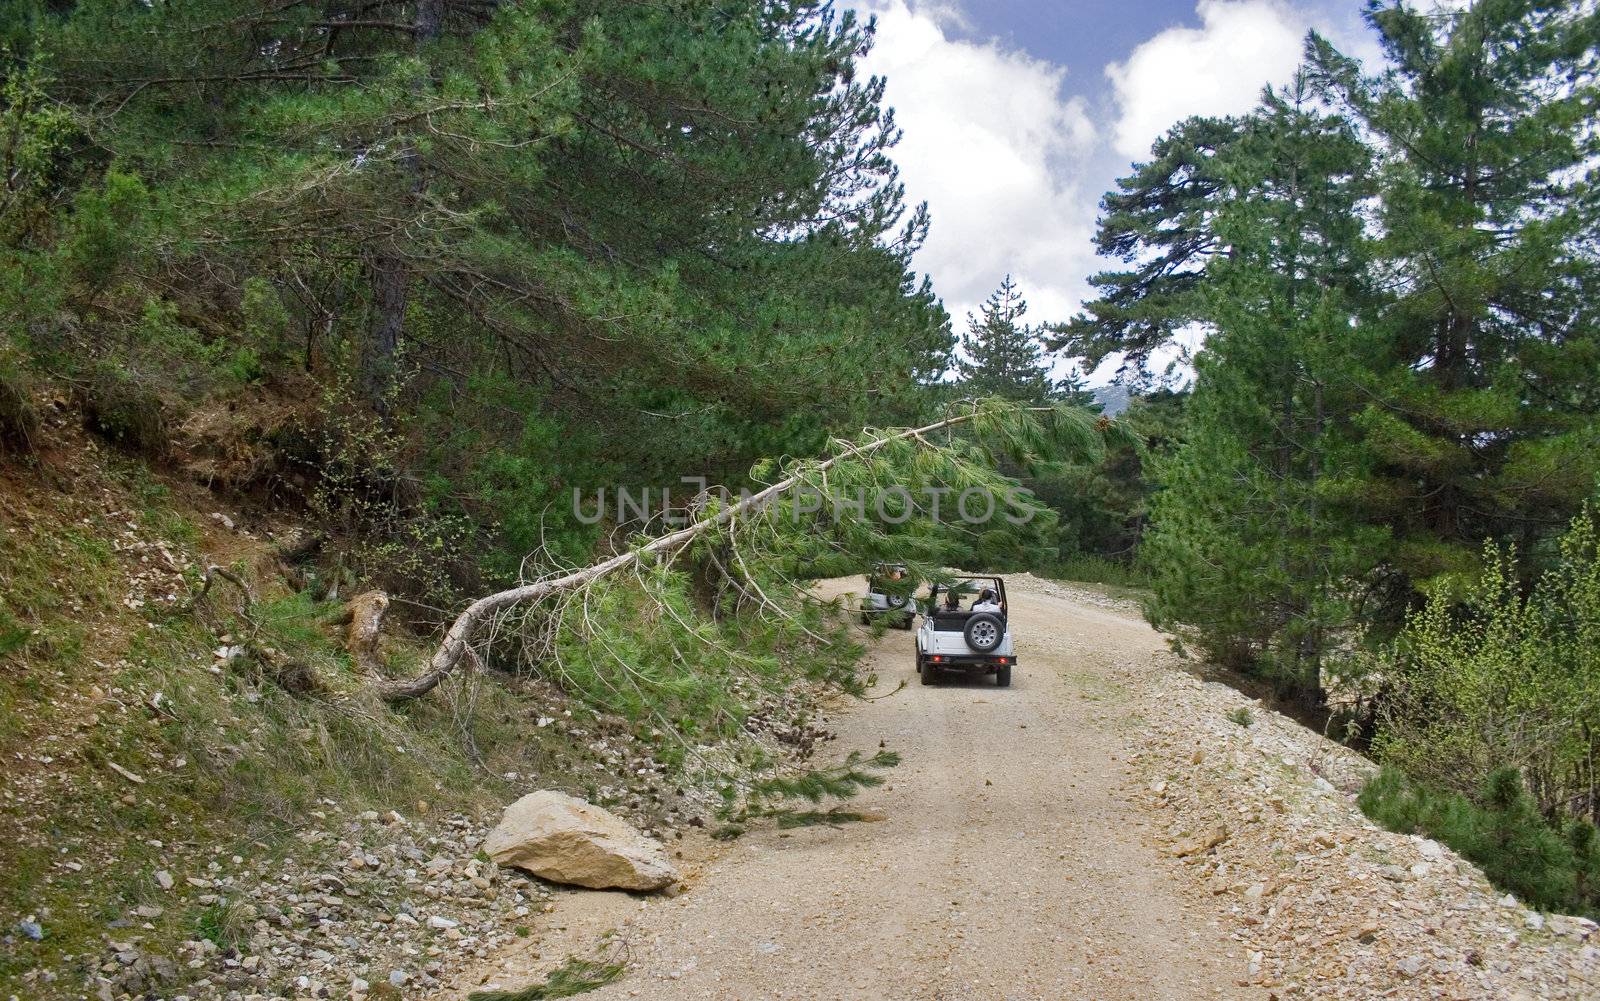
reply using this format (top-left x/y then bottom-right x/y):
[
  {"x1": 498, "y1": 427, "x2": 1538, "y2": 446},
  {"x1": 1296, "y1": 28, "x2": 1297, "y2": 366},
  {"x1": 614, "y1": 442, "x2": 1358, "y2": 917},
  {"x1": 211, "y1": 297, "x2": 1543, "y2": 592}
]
[
  {"x1": 1, "y1": 1, "x2": 1599, "y2": 991},
  {"x1": 1054, "y1": 1, "x2": 1600, "y2": 913}
]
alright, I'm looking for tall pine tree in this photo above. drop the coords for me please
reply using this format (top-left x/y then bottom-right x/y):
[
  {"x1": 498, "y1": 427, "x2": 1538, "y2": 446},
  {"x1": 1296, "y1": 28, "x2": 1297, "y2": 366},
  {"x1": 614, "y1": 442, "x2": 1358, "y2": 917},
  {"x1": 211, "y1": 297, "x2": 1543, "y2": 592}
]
[
  {"x1": 1311, "y1": 0, "x2": 1600, "y2": 618},
  {"x1": 1140, "y1": 72, "x2": 1380, "y2": 702},
  {"x1": 957, "y1": 276, "x2": 1056, "y2": 404}
]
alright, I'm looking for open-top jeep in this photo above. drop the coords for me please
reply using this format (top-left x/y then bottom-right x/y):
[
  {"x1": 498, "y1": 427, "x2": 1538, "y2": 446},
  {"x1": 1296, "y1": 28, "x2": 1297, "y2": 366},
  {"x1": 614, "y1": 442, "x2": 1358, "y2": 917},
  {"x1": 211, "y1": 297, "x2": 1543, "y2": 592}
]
[
  {"x1": 861, "y1": 562, "x2": 917, "y2": 629},
  {"x1": 915, "y1": 575, "x2": 1015, "y2": 687}
]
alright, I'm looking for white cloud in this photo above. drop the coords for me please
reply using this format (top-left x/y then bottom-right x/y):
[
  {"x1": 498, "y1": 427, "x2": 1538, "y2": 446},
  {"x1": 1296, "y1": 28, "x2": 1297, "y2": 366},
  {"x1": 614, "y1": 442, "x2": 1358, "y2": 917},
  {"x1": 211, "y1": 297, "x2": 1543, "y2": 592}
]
[
  {"x1": 856, "y1": 0, "x2": 1390, "y2": 383},
  {"x1": 1106, "y1": 0, "x2": 1305, "y2": 160},
  {"x1": 1106, "y1": 0, "x2": 1384, "y2": 162},
  {"x1": 858, "y1": 0, "x2": 1100, "y2": 330}
]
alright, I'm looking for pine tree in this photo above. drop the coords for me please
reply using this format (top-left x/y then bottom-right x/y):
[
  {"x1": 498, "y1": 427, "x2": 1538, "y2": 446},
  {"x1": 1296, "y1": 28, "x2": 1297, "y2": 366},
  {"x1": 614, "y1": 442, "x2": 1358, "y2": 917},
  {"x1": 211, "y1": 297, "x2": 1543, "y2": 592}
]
[
  {"x1": 956, "y1": 276, "x2": 1057, "y2": 404},
  {"x1": 1310, "y1": 0, "x2": 1600, "y2": 613},
  {"x1": 1, "y1": 1, "x2": 957, "y2": 582},
  {"x1": 1064, "y1": 2, "x2": 1600, "y2": 693},
  {"x1": 1055, "y1": 365, "x2": 1098, "y2": 410},
  {"x1": 1048, "y1": 116, "x2": 1242, "y2": 377},
  {"x1": 1139, "y1": 72, "x2": 1380, "y2": 701}
]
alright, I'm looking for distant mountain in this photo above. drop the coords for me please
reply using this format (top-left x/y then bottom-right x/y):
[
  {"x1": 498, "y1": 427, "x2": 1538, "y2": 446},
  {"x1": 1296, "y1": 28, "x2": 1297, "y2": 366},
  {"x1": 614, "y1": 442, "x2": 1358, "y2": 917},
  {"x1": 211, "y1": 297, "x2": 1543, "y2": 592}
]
[{"x1": 1091, "y1": 384, "x2": 1132, "y2": 417}]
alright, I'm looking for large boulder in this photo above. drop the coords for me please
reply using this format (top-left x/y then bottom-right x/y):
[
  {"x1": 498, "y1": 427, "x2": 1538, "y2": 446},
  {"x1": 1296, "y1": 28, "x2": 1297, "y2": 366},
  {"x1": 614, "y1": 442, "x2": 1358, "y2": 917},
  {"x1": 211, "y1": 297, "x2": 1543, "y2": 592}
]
[{"x1": 483, "y1": 791, "x2": 679, "y2": 891}]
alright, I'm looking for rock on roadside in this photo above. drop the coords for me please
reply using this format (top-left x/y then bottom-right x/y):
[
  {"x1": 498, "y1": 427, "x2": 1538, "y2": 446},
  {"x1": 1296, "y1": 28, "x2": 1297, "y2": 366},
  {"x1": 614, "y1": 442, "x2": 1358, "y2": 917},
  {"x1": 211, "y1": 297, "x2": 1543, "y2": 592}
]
[{"x1": 483, "y1": 791, "x2": 679, "y2": 891}]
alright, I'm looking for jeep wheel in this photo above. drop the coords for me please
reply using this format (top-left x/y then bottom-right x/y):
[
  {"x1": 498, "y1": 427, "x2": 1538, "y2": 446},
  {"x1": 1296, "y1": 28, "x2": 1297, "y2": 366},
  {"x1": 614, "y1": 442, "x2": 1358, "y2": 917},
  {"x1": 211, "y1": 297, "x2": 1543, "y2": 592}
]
[
  {"x1": 995, "y1": 664, "x2": 1012, "y2": 688},
  {"x1": 963, "y1": 612, "x2": 1003, "y2": 653}
]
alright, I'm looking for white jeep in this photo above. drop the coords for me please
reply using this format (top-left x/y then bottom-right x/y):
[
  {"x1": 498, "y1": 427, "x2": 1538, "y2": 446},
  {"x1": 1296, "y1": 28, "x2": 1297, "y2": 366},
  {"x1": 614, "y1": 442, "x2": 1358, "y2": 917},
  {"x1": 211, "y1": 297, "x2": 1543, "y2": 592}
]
[
  {"x1": 861, "y1": 563, "x2": 917, "y2": 629},
  {"x1": 915, "y1": 575, "x2": 1015, "y2": 687}
]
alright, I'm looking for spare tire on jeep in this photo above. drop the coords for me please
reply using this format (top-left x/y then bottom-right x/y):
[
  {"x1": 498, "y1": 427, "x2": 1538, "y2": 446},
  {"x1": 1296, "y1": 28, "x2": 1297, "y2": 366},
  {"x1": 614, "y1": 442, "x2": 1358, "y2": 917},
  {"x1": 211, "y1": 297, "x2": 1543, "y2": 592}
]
[{"x1": 963, "y1": 612, "x2": 1003, "y2": 653}]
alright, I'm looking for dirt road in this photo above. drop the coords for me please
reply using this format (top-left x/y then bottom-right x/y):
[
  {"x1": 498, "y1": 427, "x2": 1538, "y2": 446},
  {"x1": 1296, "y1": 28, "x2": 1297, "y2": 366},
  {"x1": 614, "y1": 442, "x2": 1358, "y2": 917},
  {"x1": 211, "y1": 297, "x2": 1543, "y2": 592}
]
[{"x1": 460, "y1": 576, "x2": 1258, "y2": 1000}]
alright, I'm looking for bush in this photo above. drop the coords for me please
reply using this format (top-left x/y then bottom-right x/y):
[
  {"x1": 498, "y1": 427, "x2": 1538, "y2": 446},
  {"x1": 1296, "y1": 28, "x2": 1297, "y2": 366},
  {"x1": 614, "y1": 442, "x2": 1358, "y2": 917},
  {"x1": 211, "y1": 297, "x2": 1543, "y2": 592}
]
[
  {"x1": 1046, "y1": 554, "x2": 1149, "y2": 589},
  {"x1": 76, "y1": 364, "x2": 166, "y2": 456},
  {"x1": 1375, "y1": 506, "x2": 1600, "y2": 821},
  {"x1": 0, "y1": 363, "x2": 38, "y2": 454},
  {"x1": 1360, "y1": 766, "x2": 1598, "y2": 916},
  {"x1": 301, "y1": 393, "x2": 484, "y2": 609}
]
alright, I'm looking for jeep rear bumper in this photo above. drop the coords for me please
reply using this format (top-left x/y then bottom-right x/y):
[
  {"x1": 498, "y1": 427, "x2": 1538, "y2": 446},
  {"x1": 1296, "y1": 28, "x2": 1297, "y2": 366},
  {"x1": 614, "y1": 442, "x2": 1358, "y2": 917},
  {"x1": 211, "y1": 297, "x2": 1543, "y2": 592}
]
[{"x1": 921, "y1": 654, "x2": 1014, "y2": 672}]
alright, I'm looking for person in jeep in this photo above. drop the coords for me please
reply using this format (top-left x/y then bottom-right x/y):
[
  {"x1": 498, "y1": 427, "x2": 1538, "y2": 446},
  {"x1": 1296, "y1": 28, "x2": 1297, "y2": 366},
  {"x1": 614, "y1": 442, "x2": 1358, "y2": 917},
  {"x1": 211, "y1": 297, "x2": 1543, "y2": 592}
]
[
  {"x1": 917, "y1": 576, "x2": 1016, "y2": 687},
  {"x1": 862, "y1": 563, "x2": 918, "y2": 629}
]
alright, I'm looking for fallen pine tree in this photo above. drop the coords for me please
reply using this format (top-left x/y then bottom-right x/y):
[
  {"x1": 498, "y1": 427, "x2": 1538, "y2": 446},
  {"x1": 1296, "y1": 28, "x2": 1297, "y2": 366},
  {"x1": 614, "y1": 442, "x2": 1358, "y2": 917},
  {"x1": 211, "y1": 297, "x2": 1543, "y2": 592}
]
[{"x1": 377, "y1": 397, "x2": 1128, "y2": 703}]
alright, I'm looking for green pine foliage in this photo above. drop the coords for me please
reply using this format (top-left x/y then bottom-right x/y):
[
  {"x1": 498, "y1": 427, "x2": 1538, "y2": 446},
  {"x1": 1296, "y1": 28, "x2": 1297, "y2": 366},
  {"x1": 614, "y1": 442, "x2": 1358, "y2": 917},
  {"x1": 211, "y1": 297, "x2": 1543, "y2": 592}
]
[
  {"x1": 956, "y1": 276, "x2": 1057, "y2": 404},
  {"x1": 418, "y1": 398, "x2": 1112, "y2": 771},
  {"x1": 1311, "y1": 1, "x2": 1600, "y2": 615},
  {"x1": 530, "y1": 559, "x2": 865, "y2": 759},
  {"x1": 468, "y1": 957, "x2": 625, "y2": 1001},
  {"x1": 1052, "y1": 115, "x2": 1240, "y2": 375},
  {"x1": 714, "y1": 749, "x2": 900, "y2": 836},
  {"x1": 1035, "y1": 388, "x2": 1184, "y2": 577},
  {"x1": 1360, "y1": 766, "x2": 1600, "y2": 917},
  {"x1": 1135, "y1": 72, "x2": 1383, "y2": 704},
  {"x1": 954, "y1": 276, "x2": 1151, "y2": 571},
  {"x1": 0, "y1": 0, "x2": 956, "y2": 604},
  {"x1": 739, "y1": 398, "x2": 1113, "y2": 577},
  {"x1": 1065, "y1": 2, "x2": 1600, "y2": 714}
]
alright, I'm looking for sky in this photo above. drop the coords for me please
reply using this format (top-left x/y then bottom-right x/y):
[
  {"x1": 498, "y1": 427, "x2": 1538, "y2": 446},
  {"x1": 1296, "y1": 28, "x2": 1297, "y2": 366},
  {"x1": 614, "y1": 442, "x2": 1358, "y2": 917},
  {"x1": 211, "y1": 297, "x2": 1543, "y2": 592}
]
[{"x1": 847, "y1": 0, "x2": 1417, "y2": 383}]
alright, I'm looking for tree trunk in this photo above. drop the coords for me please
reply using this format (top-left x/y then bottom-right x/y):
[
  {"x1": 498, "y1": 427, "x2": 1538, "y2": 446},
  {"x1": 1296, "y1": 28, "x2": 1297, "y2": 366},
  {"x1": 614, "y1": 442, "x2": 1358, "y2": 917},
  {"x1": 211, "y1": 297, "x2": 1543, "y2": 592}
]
[
  {"x1": 342, "y1": 590, "x2": 391, "y2": 675},
  {"x1": 363, "y1": 254, "x2": 407, "y2": 412},
  {"x1": 359, "y1": 0, "x2": 444, "y2": 411}
]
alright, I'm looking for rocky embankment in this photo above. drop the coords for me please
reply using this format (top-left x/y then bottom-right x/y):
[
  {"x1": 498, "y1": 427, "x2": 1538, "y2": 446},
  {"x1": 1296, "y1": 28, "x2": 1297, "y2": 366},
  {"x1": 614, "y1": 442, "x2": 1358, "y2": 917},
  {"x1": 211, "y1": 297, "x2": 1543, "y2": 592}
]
[
  {"x1": 12, "y1": 804, "x2": 554, "y2": 1001},
  {"x1": 1125, "y1": 658, "x2": 1599, "y2": 999},
  {"x1": 8, "y1": 696, "x2": 833, "y2": 1001}
]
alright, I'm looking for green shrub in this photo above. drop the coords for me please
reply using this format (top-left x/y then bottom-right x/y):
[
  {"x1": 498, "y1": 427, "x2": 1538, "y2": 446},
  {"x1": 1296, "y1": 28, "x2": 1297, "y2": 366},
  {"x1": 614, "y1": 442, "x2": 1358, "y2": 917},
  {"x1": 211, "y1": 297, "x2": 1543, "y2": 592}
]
[
  {"x1": 1375, "y1": 506, "x2": 1600, "y2": 821},
  {"x1": 76, "y1": 363, "x2": 166, "y2": 456},
  {"x1": 0, "y1": 362, "x2": 38, "y2": 454},
  {"x1": 299, "y1": 390, "x2": 483, "y2": 607},
  {"x1": 0, "y1": 68, "x2": 82, "y2": 247},
  {"x1": 1046, "y1": 554, "x2": 1149, "y2": 589},
  {"x1": 59, "y1": 168, "x2": 150, "y2": 292},
  {"x1": 1360, "y1": 766, "x2": 1596, "y2": 916}
]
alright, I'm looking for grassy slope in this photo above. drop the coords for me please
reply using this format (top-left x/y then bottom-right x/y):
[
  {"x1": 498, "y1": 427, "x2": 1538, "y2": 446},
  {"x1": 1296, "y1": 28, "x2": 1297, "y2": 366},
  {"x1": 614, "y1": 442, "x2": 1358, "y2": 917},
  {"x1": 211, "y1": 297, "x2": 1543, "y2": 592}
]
[
  {"x1": 0, "y1": 376, "x2": 869, "y2": 999},
  {"x1": 0, "y1": 412, "x2": 583, "y2": 993}
]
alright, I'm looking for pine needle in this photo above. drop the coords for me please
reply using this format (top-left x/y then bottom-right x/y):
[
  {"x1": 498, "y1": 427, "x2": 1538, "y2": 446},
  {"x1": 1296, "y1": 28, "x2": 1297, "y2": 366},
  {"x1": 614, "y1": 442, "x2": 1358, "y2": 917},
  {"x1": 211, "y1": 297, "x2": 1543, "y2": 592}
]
[
  {"x1": 775, "y1": 807, "x2": 866, "y2": 829},
  {"x1": 468, "y1": 958, "x2": 625, "y2": 1001}
]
